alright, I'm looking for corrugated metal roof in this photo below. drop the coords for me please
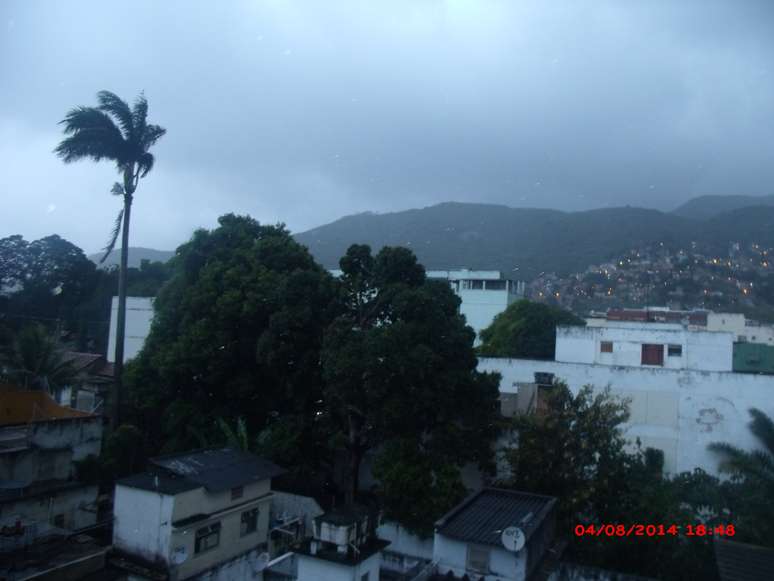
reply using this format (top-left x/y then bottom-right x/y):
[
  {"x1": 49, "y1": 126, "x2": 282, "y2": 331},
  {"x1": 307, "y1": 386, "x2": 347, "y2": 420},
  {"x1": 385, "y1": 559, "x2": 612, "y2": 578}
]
[
  {"x1": 0, "y1": 389, "x2": 94, "y2": 426},
  {"x1": 435, "y1": 488, "x2": 556, "y2": 548},
  {"x1": 714, "y1": 538, "x2": 774, "y2": 581},
  {"x1": 150, "y1": 448, "x2": 285, "y2": 492}
]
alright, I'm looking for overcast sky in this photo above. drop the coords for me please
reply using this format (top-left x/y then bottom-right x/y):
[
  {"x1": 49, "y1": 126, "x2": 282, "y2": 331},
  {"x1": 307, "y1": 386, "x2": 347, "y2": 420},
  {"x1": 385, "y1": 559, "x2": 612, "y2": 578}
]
[{"x1": 2, "y1": 1, "x2": 774, "y2": 253}]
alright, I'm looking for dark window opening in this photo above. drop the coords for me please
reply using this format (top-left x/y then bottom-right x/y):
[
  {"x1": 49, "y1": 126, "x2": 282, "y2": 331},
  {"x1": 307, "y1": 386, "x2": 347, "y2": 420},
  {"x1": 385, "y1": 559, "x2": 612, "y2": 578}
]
[
  {"x1": 231, "y1": 486, "x2": 243, "y2": 500},
  {"x1": 241, "y1": 508, "x2": 259, "y2": 536},
  {"x1": 195, "y1": 522, "x2": 221, "y2": 554},
  {"x1": 486, "y1": 280, "x2": 506, "y2": 290},
  {"x1": 641, "y1": 344, "x2": 664, "y2": 366},
  {"x1": 668, "y1": 344, "x2": 682, "y2": 357}
]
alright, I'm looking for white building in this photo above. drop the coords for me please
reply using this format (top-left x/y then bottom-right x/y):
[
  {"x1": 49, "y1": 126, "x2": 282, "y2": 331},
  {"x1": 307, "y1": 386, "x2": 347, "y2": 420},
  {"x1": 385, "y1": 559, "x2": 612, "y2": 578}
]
[
  {"x1": 107, "y1": 296, "x2": 154, "y2": 364},
  {"x1": 566, "y1": 321, "x2": 734, "y2": 371},
  {"x1": 0, "y1": 389, "x2": 102, "y2": 535},
  {"x1": 479, "y1": 321, "x2": 774, "y2": 476},
  {"x1": 707, "y1": 312, "x2": 774, "y2": 345},
  {"x1": 293, "y1": 506, "x2": 387, "y2": 581},
  {"x1": 0, "y1": 388, "x2": 108, "y2": 579},
  {"x1": 426, "y1": 270, "x2": 525, "y2": 343},
  {"x1": 112, "y1": 448, "x2": 284, "y2": 581},
  {"x1": 376, "y1": 488, "x2": 557, "y2": 581},
  {"x1": 433, "y1": 488, "x2": 556, "y2": 581}
]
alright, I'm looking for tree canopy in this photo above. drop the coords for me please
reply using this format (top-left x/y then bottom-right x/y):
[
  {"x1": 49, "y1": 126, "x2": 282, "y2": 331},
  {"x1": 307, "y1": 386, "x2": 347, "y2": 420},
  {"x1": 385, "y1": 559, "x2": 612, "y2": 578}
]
[
  {"x1": 321, "y1": 244, "x2": 501, "y2": 533},
  {"x1": 478, "y1": 299, "x2": 585, "y2": 359},
  {"x1": 124, "y1": 214, "x2": 337, "y2": 453}
]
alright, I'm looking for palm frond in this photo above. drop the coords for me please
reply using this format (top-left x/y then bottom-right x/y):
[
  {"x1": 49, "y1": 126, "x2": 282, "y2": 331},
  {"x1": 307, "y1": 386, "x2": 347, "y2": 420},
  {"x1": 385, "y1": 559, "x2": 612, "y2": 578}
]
[
  {"x1": 141, "y1": 124, "x2": 166, "y2": 150},
  {"x1": 99, "y1": 208, "x2": 124, "y2": 264},
  {"x1": 97, "y1": 91, "x2": 134, "y2": 139},
  {"x1": 54, "y1": 107, "x2": 127, "y2": 164},
  {"x1": 132, "y1": 93, "x2": 148, "y2": 140},
  {"x1": 111, "y1": 182, "x2": 124, "y2": 196},
  {"x1": 748, "y1": 408, "x2": 774, "y2": 456},
  {"x1": 137, "y1": 152, "x2": 155, "y2": 177}
]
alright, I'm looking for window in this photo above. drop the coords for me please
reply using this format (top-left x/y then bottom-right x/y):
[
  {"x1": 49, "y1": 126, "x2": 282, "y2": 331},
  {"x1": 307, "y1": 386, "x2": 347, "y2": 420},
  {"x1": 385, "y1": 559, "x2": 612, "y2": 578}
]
[
  {"x1": 53, "y1": 514, "x2": 65, "y2": 528},
  {"x1": 231, "y1": 486, "x2": 244, "y2": 500},
  {"x1": 668, "y1": 344, "x2": 682, "y2": 357},
  {"x1": 195, "y1": 522, "x2": 221, "y2": 554},
  {"x1": 600, "y1": 341, "x2": 613, "y2": 353},
  {"x1": 467, "y1": 545, "x2": 490, "y2": 573},
  {"x1": 641, "y1": 344, "x2": 664, "y2": 366},
  {"x1": 485, "y1": 280, "x2": 506, "y2": 291},
  {"x1": 361, "y1": 574, "x2": 370, "y2": 581},
  {"x1": 241, "y1": 508, "x2": 258, "y2": 536}
]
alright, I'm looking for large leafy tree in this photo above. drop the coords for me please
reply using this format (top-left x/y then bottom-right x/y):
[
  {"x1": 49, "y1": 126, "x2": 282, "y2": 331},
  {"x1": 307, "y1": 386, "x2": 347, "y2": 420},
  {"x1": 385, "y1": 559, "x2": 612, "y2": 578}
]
[
  {"x1": 710, "y1": 408, "x2": 774, "y2": 545},
  {"x1": 124, "y1": 214, "x2": 337, "y2": 461},
  {"x1": 55, "y1": 90, "x2": 166, "y2": 427},
  {"x1": 478, "y1": 299, "x2": 585, "y2": 359},
  {"x1": 321, "y1": 244, "x2": 500, "y2": 528},
  {"x1": 0, "y1": 234, "x2": 98, "y2": 331},
  {"x1": 506, "y1": 383, "x2": 634, "y2": 524}
]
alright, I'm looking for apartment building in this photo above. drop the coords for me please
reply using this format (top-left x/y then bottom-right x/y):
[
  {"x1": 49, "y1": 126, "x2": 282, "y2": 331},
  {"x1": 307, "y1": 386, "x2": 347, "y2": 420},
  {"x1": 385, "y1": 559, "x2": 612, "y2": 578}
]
[
  {"x1": 112, "y1": 448, "x2": 284, "y2": 580},
  {"x1": 480, "y1": 319, "x2": 774, "y2": 476}
]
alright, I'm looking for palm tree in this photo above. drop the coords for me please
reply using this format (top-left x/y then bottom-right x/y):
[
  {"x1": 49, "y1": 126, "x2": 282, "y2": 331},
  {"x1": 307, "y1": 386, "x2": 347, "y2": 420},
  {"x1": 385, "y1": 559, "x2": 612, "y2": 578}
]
[
  {"x1": 709, "y1": 408, "x2": 774, "y2": 486},
  {"x1": 55, "y1": 90, "x2": 166, "y2": 428},
  {"x1": 1, "y1": 324, "x2": 76, "y2": 393},
  {"x1": 710, "y1": 408, "x2": 774, "y2": 543}
]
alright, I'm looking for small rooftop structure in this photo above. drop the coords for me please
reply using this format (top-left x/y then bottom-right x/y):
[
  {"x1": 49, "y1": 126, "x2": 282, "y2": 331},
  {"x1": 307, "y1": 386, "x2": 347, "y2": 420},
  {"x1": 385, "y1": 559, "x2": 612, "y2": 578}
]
[
  {"x1": 118, "y1": 447, "x2": 285, "y2": 494},
  {"x1": 0, "y1": 388, "x2": 94, "y2": 426},
  {"x1": 435, "y1": 488, "x2": 556, "y2": 549}
]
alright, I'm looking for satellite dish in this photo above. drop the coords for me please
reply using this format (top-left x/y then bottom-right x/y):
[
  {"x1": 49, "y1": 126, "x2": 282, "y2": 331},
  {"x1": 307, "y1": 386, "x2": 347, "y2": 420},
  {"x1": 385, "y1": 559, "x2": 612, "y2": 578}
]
[
  {"x1": 501, "y1": 526, "x2": 526, "y2": 552},
  {"x1": 253, "y1": 552, "x2": 271, "y2": 572},
  {"x1": 171, "y1": 546, "x2": 188, "y2": 565}
]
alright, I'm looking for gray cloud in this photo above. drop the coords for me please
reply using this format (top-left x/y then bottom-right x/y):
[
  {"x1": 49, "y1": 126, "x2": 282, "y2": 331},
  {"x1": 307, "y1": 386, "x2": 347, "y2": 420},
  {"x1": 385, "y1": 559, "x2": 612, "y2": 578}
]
[{"x1": 2, "y1": 0, "x2": 774, "y2": 252}]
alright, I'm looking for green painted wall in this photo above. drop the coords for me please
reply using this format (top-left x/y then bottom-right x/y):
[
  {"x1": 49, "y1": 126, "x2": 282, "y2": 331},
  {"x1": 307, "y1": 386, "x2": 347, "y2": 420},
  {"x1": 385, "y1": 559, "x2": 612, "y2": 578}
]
[{"x1": 733, "y1": 343, "x2": 774, "y2": 374}]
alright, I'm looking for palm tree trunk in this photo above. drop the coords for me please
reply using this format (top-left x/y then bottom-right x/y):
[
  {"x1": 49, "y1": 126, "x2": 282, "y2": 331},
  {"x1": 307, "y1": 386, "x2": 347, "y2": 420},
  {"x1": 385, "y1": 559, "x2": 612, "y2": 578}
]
[{"x1": 111, "y1": 192, "x2": 133, "y2": 430}]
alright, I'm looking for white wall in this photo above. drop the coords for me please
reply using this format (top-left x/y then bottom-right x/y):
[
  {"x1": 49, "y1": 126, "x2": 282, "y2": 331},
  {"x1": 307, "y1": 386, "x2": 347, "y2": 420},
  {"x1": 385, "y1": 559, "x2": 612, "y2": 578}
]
[
  {"x1": 296, "y1": 551, "x2": 380, "y2": 581},
  {"x1": 377, "y1": 521, "x2": 434, "y2": 560},
  {"x1": 113, "y1": 485, "x2": 175, "y2": 566},
  {"x1": 107, "y1": 296, "x2": 154, "y2": 363},
  {"x1": 479, "y1": 357, "x2": 774, "y2": 476},
  {"x1": 557, "y1": 323, "x2": 734, "y2": 372},
  {"x1": 433, "y1": 534, "x2": 525, "y2": 581}
]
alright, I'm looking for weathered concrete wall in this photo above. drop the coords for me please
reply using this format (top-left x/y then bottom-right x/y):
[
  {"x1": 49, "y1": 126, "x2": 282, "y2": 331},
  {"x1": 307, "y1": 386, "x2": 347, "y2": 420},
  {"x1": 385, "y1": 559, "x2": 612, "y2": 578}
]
[
  {"x1": 434, "y1": 534, "x2": 526, "y2": 581},
  {"x1": 0, "y1": 483, "x2": 98, "y2": 530},
  {"x1": 296, "y1": 551, "x2": 379, "y2": 581},
  {"x1": 0, "y1": 417, "x2": 102, "y2": 483},
  {"x1": 557, "y1": 323, "x2": 734, "y2": 372},
  {"x1": 479, "y1": 357, "x2": 774, "y2": 476},
  {"x1": 113, "y1": 484, "x2": 175, "y2": 566}
]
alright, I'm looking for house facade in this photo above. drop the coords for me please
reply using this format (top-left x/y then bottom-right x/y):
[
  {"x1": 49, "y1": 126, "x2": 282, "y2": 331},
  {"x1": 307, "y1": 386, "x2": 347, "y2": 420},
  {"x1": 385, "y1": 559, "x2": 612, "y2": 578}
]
[
  {"x1": 480, "y1": 319, "x2": 774, "y2": 475},
  {"x1": 112, "y1": 448, "x2": 284, "y2": 580},
  {"x1": 432, "y1": 488, "x2": 557, "y2": 581},
  {"x1": 0, "y1": 388, "x2": 105, "y2": 579}
]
